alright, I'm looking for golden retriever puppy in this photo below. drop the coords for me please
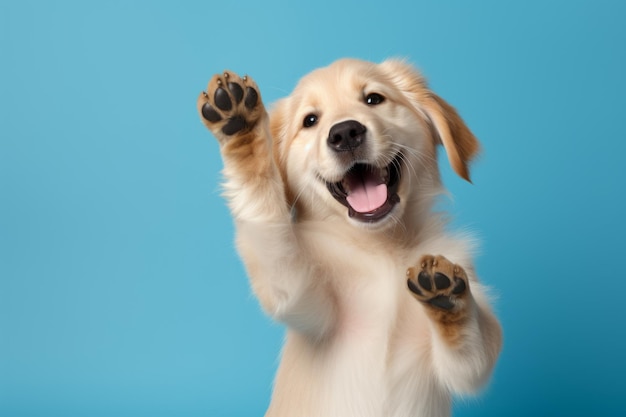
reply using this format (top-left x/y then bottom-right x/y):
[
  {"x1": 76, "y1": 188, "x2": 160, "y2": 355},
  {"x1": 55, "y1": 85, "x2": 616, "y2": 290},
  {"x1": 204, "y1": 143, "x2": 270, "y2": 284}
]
[{"x1": 197, "y1": 58, "x2": 502, "y2": 417}]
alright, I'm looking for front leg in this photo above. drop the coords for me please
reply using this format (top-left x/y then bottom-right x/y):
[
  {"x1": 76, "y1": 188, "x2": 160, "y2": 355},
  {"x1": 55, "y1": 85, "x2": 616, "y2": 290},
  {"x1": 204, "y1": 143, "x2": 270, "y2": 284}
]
[
  {"x1": 407, "y1": 255, "x2": 502, "y2": 393},
  {"x1": 197, "y1": 71, "x2": 281, "y2": 221},
  {"x1": 197, "y1": 72, "x2": 335, "y2": 338}
]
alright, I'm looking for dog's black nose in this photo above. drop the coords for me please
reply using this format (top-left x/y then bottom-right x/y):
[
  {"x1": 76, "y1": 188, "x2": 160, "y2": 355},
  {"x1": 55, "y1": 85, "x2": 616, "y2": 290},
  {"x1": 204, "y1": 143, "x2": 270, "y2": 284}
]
[{"x1": 327, "y1": 120, "x2": 366, "y2": 152}]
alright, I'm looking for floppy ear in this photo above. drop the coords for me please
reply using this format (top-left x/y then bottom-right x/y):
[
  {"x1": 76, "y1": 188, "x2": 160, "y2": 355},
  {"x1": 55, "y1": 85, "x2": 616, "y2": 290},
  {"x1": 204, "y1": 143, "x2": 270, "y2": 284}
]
[
  {"x1": 379, "y1": 59, "x2": 480, "y2": 182},
  {"x1": 422, "y1": 93, "x2": 480, "y2": 182}
]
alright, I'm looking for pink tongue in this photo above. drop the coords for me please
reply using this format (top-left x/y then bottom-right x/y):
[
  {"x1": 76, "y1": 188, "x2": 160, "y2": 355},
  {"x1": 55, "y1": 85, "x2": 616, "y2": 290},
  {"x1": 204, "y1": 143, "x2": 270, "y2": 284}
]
[{"x1": 346, "y1": 175, "x2": 388, "y2": 213}]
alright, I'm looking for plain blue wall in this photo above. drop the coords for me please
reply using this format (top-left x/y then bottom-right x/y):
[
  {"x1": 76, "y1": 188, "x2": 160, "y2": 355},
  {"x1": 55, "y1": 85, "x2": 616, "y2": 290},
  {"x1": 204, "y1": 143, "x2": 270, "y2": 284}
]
[{"x1": 2, "y1": 0, "x2": 625, "y2": 416}]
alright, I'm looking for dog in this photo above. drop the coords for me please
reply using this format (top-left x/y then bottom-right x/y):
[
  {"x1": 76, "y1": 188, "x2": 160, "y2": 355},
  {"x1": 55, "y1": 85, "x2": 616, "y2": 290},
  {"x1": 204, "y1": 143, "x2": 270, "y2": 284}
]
[{"x1": 197, "y1": 58, "x2": 502, "y2": 417}]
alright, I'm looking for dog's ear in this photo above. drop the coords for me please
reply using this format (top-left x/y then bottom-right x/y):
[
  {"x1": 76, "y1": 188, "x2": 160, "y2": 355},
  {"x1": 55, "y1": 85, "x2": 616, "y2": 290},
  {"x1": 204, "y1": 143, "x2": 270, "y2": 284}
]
[
  {"x1": 379, "y1": 59, "x2": 480, "y2": 182},
  {"x1": 421, "y1": 93, "x2": 480, "y2": 183}
]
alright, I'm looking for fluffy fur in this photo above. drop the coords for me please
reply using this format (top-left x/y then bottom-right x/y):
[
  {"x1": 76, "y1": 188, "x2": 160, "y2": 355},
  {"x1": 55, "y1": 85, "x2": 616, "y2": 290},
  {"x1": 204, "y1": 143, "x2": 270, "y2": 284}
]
[{"x1": 197, "y1": 58, "x2": 502, "y2": 417}]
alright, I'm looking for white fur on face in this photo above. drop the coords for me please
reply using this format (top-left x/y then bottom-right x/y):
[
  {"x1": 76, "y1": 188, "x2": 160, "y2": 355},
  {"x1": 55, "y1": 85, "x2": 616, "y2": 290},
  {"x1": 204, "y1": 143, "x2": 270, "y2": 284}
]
[{"x1": 279, "y1": 59, "x2": 437, "y2": 227}]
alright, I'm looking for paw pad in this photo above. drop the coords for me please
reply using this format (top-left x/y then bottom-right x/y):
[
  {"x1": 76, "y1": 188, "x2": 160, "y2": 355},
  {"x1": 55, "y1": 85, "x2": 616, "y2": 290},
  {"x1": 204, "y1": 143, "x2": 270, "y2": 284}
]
[
  {"x1": 214, "y1": 86, "x2": 233, "y2": 111},
  {"x1": 221, "y1": 116, "x2": 246, "y2": 135},
  {"x1": 407, "y1": 255, "x2": 469, "y2": 311},
  {"x1": 433, "y1": 272, "x2": 451, "y2": 290},
  {"x1": 244, "y1": 86, "x2": 258, "y2": 109},
  {"x1": 227, "y1": 82, "x2": 244, "y2": 104},
  {"x1": 201, "y1": 102, "x2": 222, "y2": 122},
  {"x1": 197, "y1": 71, "x2": 263, "y2": 137}
]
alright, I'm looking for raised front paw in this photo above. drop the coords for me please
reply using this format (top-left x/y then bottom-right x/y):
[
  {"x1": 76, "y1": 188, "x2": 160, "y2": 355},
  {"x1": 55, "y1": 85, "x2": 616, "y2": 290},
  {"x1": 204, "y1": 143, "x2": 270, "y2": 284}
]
[
  {"x1": 406, "y1": 255, "x2": 469, "y2": 311},
  {"x1": 197, "y1": 71, "x2": 264, "y2": 140}
]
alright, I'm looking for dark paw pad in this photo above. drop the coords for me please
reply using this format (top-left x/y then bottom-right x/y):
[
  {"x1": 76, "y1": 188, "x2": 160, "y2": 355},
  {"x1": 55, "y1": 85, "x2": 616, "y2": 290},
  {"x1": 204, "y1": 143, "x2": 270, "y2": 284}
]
[
  {"x1": 244, "y1": 86, "x2": 258, "y2": 109},
  {"x1": 222, "y1": 116, "x2": 246, "y2": 135},
  {"x1": 434, "y1": 272, "x2": 451, "y2": 290},
  {"x1": 407, "y1": 278, "x2": 423, "y2": 296},
  {"x1": 228, "y1": 82, "x2": 244, "y2": 104},
  {"x1": 428, "y1": 295, "x2": 455, "y2": 310},
  {"x1": 406, "y1": 255, "x2": 469, "y2": 311},
  {"x1": 417, "y1": 271, "x2": 432, "y2": 291},
  {"x1": 452, "y1": 277, "x2": 466, "y2": 295},
  {"x1": 201, "y1": 103, "x2": 222, "y2": 123},
  {"x1": 198, "y1": 71, "x2": 263, "y2": 137},
  {"x1": 214, "y1": 86, "x2": 232, "y2": 111}
]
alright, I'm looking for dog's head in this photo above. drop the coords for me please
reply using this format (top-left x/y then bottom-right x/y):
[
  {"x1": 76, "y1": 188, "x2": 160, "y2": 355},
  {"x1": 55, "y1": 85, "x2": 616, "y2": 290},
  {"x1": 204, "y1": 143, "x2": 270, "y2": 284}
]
[{"x1": 271, "y1": 58, "x2": 479, "y2": 229}]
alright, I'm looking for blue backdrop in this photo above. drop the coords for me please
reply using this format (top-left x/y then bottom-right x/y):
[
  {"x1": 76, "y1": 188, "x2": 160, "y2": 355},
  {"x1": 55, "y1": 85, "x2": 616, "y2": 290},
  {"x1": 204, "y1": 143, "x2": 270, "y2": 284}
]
[{"x1": 2, "y1": 1, "x2": 625, "y2": 416}]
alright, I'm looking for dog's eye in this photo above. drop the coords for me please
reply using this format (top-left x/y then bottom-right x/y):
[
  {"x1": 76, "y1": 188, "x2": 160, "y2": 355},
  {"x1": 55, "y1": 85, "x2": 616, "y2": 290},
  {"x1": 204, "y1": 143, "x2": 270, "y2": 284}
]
[
  {"x1": 365, "y1": 93, "x2": 385, "y2": 106},
  {"x1": 303, "y1": 114, "x2": 318, "y2": 128}
]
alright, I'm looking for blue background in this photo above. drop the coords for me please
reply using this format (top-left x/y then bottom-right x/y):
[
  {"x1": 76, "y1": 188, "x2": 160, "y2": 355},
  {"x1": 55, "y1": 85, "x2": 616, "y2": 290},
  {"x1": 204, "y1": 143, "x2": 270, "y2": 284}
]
[{"x1": 2, "y1": 0, "x2": 625, "y2": 416}]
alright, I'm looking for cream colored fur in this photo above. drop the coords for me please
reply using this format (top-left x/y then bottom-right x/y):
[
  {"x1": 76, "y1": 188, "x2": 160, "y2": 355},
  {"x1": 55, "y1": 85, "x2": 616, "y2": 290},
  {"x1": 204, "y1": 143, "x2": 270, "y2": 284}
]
[{"x1": 198, "y1": 58, "x2": 502, "y2": 417}]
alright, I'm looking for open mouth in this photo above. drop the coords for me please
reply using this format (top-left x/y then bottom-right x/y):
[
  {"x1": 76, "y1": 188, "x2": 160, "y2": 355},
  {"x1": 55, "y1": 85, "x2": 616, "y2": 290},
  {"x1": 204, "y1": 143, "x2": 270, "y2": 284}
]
[{"x1": 326, "y1": 154, "x2": 402, "y2": 223}]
